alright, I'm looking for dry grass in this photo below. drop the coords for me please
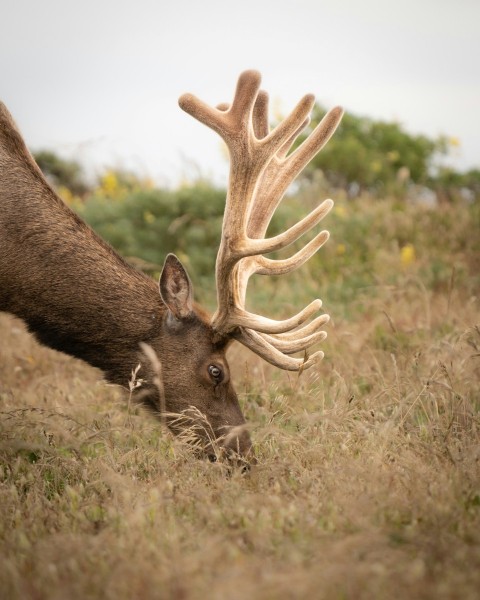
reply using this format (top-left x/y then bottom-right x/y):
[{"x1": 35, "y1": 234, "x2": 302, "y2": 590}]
[{"x1": 1, "y1": 200, "x2": 479, "y2": 599}]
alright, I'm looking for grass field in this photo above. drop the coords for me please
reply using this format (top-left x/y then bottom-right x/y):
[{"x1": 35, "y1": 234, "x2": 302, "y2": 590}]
[{"x1": 1, "y1": 197, "x2": 479, "y2": 599}]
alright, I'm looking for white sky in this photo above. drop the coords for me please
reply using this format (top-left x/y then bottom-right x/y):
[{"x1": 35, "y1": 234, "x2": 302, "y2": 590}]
[{"x1": 1, "y1": 0, "x2": 479, "y2": 186}]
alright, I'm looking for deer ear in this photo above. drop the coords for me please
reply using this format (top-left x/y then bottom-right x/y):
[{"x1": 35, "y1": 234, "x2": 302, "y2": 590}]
[{"x1": 159, "y1": 254, "x2": 194, "y2": 320}]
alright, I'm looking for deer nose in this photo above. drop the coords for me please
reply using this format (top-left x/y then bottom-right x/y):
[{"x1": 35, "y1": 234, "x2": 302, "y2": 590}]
[{"x1": 223, "y1": 428, "x2": 256, "y2": 466}]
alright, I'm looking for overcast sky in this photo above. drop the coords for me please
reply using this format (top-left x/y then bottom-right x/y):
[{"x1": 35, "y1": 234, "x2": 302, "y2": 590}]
[{"x1": 2, "y1": 0, "x2": 479, "y2": 186}]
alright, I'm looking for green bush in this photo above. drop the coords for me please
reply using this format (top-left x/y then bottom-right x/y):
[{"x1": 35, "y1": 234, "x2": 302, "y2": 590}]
[
  {"x1": 77, "y1": 181, "x2": 479, "y2": 320},
  {"x1": 295, "y1": 105, "x2": 480, "y2": 202}
]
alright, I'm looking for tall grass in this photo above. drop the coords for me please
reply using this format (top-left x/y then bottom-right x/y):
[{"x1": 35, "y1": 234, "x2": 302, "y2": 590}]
[{"x1": 0, "y1": 194, "x2": 479, "y2": 599}]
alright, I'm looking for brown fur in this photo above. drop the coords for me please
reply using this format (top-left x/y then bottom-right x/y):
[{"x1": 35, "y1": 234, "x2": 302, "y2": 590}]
[{"x1": 0, "y1": 102, "x2": 251, "y2": 459}]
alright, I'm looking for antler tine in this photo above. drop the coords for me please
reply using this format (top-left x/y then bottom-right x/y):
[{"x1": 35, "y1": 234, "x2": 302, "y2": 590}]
[
  {"x1": 247, "y1": 108, "x2": 343, "y2": 241},
  {"x1": 241, "y1": 198, "x2": 333, "y2": 257},
  {"x1": 179, "y1": 69, "x2": 262, "y2": 142},
  {"x1": 270, "y1": 314, "x2": 330, "y2": 341},
  {"x1": 285, "y1": 106, "x2": 344, "y2": 184},
  {"x1": 228, "y1": 70, "x2": 262, "y2": 126},
  {"x1": 179, "y1": 71, "x2": 343, "y2": 372},
  {"x1": 262, "y1": 330, "x2": 327, "y2": 354},
  {"x1": 259, "y1": 94, "x2": 316, "y2": 158},
  {"x1": 228, "y1": 298, "x2": 323, "y2": 334},
  {"x1": 252, "y1": 90, "x2": 269, "y2": 139},
  {"x1": 234, "y1": 328, "x2": 325, "y2": 371},
  {"x1": 255, "y1": 229, "x2": 330, "y2": 276},
  {"x1": 214, "y1": 87, "x2": 269, "y2": 137}
]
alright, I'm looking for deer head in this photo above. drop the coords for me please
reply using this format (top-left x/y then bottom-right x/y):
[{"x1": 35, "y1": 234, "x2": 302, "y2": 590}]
[{"x1": 0, "y1": 70, "x2": 343, "y2": 462}]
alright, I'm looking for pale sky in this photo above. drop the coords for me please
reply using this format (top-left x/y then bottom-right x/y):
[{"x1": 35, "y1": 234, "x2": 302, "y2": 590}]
[{"x1": 1, "y1": 0, "x2": 479, "y2": 186}]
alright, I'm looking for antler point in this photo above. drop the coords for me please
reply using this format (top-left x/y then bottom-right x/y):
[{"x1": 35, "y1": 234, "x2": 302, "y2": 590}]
[
  {"x1": 241, "y1": 69, "x2": 262, "y2": 82},
  {"x1": 178, "y1": 93, "x2": 194, "y2": 111}
]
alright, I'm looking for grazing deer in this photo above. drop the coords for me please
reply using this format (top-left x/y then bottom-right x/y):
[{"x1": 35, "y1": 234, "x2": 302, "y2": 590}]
[{"x1": 0, "y1": 71, "x2": 343, "y2": 461}]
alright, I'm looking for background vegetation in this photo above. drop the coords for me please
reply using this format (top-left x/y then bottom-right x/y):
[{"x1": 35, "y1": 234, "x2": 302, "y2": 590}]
[{"x1": 1, "y1": 107, "x2": 479, "y2": 598}]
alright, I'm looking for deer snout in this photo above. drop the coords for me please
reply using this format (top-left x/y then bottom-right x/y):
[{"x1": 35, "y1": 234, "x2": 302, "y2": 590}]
[{"x1": 221, "y1": 426, "x2": 256, "y2": 466}]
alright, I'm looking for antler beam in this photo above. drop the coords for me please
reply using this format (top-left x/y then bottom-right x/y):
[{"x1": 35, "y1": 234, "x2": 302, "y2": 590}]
[{"x1": 179, "y1": 70, "x2": 343, "y2": 371}]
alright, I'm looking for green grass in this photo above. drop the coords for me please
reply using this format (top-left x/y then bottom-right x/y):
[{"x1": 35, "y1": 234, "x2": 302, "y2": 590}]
[{"x1": 1, "y1": 195, "x2": 479, "y2": 599}]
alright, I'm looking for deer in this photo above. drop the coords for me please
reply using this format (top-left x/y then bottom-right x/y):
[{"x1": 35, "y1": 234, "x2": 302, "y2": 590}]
[{"x1": 0, "y1": 70, "x2": 343, "y2": 462}]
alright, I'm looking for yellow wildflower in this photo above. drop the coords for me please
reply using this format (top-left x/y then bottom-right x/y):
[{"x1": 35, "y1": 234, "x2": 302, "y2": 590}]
[
  {"x1": 143, "y1": 210, "x2": 155, "y2": 224},
  {"x1": 100, "y1": 171, "x2": 119, "y2": 196},
  {"x1": 400, "y1": 244, "x2": 416, "y2": 268},
  {"x1": 387, "y1": 150, "x2": 400, "y2": 162},
  {"x1": 58, "y1": 185, "x2": 73, "y2": 204}
]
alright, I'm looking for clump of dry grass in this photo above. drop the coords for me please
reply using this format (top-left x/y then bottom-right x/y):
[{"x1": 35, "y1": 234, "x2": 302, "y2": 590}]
[{"x1": 1, "y1": 198, "x2": 479, "y2": 599}]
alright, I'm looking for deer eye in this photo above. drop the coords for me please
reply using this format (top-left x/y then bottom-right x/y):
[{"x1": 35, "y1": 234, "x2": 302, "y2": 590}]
[{"x1": 208, "y1": 364, "x2": 224, "y2": 383}]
